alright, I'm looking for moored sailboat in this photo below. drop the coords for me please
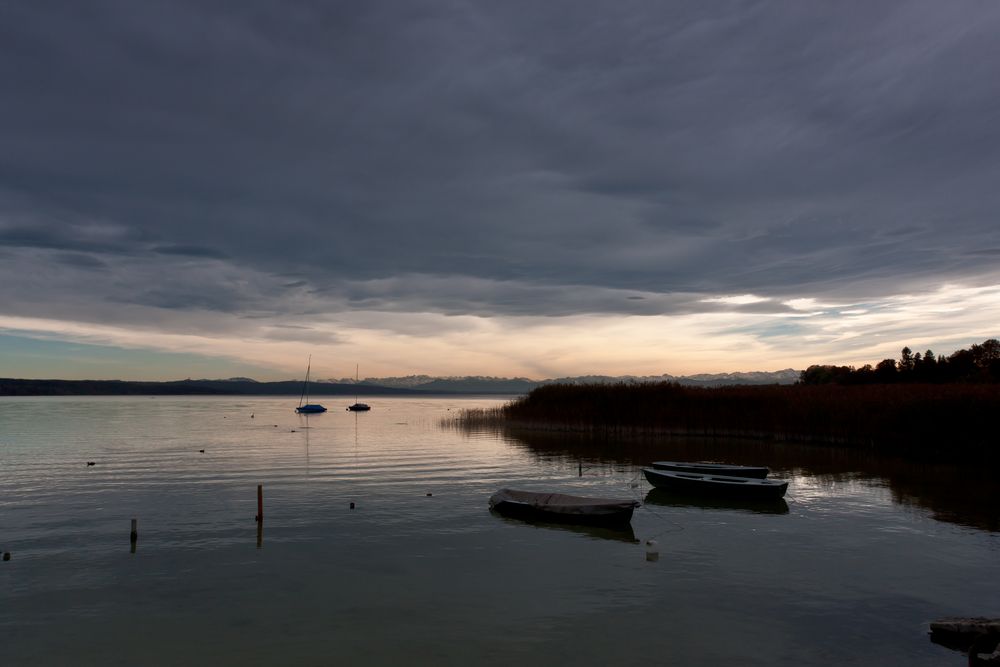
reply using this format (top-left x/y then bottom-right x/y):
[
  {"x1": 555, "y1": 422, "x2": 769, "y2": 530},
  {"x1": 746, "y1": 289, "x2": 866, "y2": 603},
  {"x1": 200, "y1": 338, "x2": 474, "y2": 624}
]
[
  {"x1": 295, "y1": 356, "x2": 327, "y2": 414},
  {"x1": 347, "y1": 364, "x2": 371, "y2": 412}
]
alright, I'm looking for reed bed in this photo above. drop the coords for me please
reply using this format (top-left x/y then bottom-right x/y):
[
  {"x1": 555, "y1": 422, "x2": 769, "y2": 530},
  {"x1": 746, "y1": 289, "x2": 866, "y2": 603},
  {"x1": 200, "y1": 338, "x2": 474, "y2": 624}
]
[{"x1": 449, "y1": 382, "x2": 999, "y2": 460}]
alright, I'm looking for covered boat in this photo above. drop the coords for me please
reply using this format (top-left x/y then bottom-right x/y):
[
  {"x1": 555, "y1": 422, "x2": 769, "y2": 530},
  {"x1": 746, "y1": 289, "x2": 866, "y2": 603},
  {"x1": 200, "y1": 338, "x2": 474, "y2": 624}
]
[
  {"x1": 929, "y1": 617, "x2": 1000, "y2": 654},
  {"x1": 651, "y1": 460, "x2": 769, "y2": 479},
  {"x1": 642, "y1": 468, "x2": 788, "y2": 500},
  {"x1": 489, "y1": 488, "x2": 639, "y2": 526}
]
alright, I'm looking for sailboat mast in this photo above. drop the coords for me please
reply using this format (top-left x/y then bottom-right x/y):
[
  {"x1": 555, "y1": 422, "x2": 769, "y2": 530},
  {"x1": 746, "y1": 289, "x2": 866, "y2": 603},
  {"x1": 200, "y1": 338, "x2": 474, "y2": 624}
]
[
  {"x1": 299, "y1": 355, "x2": 311, "y2": 407},
  {"x1": 293, "y1": 355, "x2": 327, "y2": 413}
]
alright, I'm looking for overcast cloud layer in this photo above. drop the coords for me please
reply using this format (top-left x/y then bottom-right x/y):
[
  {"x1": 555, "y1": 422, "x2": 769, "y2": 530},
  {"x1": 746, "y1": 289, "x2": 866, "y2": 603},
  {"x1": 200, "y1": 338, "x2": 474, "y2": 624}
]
[{"x1": 2, "y1": 1, "x2": 999, "y2": 378}]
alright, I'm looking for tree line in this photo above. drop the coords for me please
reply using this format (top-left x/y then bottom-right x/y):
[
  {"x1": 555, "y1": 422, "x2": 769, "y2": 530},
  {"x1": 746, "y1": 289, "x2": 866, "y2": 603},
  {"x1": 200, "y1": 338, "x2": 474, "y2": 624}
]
[{"x1": 799, "y1": 338, "x2": 1000, "y2": 385}]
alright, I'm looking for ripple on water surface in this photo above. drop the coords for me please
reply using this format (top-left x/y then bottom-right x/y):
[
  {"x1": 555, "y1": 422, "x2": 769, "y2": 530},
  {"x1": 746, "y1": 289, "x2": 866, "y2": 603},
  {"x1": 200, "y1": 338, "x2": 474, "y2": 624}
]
[{"x1": 1, "y1": 396, "x2": 998, "y2": 667}]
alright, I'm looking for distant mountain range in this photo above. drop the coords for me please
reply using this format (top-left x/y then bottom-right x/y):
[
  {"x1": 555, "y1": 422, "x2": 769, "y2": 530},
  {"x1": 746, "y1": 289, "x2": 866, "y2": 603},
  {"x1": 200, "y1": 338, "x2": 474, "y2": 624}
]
[
  {"x1": 334, "y1": 370, "x2": 801, "y2": 392},
  {"x1": 0, "y1": 370, "x2": 799, "y2": 396}
]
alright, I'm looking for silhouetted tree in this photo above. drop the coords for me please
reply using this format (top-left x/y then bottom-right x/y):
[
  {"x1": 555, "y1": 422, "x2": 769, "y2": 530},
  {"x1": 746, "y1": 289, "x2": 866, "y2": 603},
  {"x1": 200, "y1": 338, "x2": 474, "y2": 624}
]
[
  {"x1": 947, "y1": 348, "x2": 976, "y2": 382},
  {"x1": 799, "y1": 365, "x2": 855, "y2": 385},
  {"x1": 974, "y1": 338, "x2": 1000, "y2": 361},
  {"x1": 899, "y1": 347, "x2": 915, "y2": 374},
  {"x1": 875, "y1": 358, "x2": 898, "y2": 382},
  {"x1": 796, "y1": 339, "x2": 997, "y2": 385},
  {"x1": 854, "y1": 364, "x2": 875, "y2": 384},
  {"x1": 970, "y1": 339, "x2": 1000, "y2": 381},
  {"x1": 913, "y1": 349, "x2": 938, "y2": 382}
]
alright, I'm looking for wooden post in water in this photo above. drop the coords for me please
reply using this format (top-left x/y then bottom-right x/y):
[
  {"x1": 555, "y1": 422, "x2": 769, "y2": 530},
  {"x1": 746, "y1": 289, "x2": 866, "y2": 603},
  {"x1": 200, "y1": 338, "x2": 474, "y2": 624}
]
[
  {"x1": 254, "y1": 484, "x2": 264, "y2": 547},
  {"x1": 130, "y1": 518, "x2": 138, "y2": 553},
  {"x1": 579, "y1": 460, "x2": 583, "y2": 477},
  {"x1": 255, "y1": 484, "x2": 263, "y2": 522}
]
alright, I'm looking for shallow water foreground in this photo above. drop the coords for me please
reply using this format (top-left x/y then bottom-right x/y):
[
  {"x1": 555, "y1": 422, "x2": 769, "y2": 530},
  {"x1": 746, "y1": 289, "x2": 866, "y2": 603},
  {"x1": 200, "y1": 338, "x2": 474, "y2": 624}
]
[{"x1": 1, "y1": 396, "x2": 998, "y2": 666}]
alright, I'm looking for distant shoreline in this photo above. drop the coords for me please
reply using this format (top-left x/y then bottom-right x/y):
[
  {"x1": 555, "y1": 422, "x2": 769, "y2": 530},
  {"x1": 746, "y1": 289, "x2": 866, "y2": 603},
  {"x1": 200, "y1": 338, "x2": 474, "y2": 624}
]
[{"x1": 0, "y1": 378, "x2": 464, "y2": 397}]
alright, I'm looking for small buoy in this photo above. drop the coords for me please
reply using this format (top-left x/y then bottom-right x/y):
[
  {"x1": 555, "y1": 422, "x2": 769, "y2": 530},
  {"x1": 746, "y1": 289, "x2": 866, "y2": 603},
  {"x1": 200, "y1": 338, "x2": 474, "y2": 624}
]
[
  {"x1": 2, "y1": 552, "x2": 10, "y2": 561},
  {"x1": 290, "y1": 429, "x2": 296, "y2": 433},
  {"x1": 251, "y1": 413, "x2": 254, "y2": 418},
  {"x1": 86, "y1": 461, "x2": 95, "y2": 466},
  {"x1": 273, "y1": 425, "x2": 278, "y2": 427},
  {"x1": 645, "y1": 539, "x2": 659, "y2": 562},
  {"x1": 199, "y1": 449, "x2": 205, "y2": 453},
  {"x1": 426, "y1": 493, "x2": 432, "y2": 497},
  {"x1": 349, "y1": 502, "x2": 355, "y2": 509}
]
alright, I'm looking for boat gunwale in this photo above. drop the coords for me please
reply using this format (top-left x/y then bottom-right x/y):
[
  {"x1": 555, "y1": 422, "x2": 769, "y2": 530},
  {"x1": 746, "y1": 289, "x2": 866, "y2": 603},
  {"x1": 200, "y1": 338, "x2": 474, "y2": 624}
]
[
  {"x1": 651, "y1": 461, "x2": 770, "y2": 478},
  {"x1": 645, "y1": 468, "x2": 785, "y2": 486}
]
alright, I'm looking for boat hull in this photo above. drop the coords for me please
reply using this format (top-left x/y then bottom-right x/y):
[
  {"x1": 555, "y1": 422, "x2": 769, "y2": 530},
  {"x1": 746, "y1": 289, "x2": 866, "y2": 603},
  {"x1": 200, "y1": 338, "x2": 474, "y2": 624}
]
[
  {"x1": 492, "y1": 513, "x2": 639, "y2": 542},
  {"x1": 642, "y1": 468, "x2": 788, "y2": 500},
  {"x1": 296, "y1": 404, "x2": 327, "y2": 413},
  {"x1": 643, "y1": 488, "x2": 789, "y2": 515},
  {"x1": 489, "y1": 489, "x2": 639, "y2": 527},
  {"x1": 347, "y1": 403, "x2": 371, "y2": 412},
  {"x1": 651, "y1": 461, "x2": 769, "y2": 479}
]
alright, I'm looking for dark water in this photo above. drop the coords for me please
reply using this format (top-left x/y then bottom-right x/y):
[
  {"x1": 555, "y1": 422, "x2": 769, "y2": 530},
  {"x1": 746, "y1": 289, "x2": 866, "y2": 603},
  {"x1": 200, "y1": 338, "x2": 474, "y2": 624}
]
[{"x1": 1, "y1": 396, "x2": 997, "y2": 665}]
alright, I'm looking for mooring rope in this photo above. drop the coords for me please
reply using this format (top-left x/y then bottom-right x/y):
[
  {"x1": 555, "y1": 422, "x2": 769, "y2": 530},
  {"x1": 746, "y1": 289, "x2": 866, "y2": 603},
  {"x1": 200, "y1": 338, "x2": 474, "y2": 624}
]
[{"x1": 623, "y1": 470, "x2": 687, "y2": 540}]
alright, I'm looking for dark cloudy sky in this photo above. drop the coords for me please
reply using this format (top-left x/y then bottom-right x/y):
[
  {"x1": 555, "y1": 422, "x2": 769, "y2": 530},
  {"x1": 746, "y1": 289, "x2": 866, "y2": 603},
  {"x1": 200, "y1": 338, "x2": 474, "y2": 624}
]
[{"x1": 2, "y1": 0, "x2": 999, "y2": 380}]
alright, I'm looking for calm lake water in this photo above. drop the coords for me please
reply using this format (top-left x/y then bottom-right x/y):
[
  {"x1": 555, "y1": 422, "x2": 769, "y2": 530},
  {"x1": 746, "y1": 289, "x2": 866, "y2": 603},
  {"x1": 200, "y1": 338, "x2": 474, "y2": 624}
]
[{"x1": 1, "y1": 395, "x2": 998, "y2": 666}]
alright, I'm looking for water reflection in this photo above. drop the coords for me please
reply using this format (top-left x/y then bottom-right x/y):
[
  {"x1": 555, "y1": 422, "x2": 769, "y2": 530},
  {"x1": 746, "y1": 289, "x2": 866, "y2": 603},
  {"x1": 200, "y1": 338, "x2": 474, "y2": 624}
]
[
  {"x1": 490, "y1": 510, "x2": 640, "y2": 543},
  {"x1": 643, "y1": 488, "x2": 790, "y2": 515},
  {"x1": 460, "y1": 424, "x2": 1000, "y2": 532},
  {"x1": 3, "y1": 396, "x2": 997, "y2": 666}
]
